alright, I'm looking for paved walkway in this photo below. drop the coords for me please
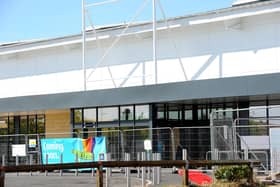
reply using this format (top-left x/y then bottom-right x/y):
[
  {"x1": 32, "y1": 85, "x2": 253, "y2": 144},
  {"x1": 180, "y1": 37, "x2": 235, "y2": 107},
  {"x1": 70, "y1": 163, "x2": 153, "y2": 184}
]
[
  {"x1": 4, "y1": 168, "x2": 195, "y2": 187},
  {"x1": 5, "y1": 172, "x2": 144, "y2": 187}
]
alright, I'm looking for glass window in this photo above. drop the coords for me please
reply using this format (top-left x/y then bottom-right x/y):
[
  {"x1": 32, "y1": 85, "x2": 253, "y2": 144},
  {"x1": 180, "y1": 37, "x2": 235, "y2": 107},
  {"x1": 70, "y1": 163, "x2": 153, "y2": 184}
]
[
  {"x1": 156, "y1": 104, "x2": 165, "y2": 119},
  {"x1": 120, "y1": 106, "x2": 133, "y2": 121},
  {"x1": 98, "y1": 107, "x2": 118, "y2": 122},
  {"x1": 29, "y1": 115, "x2": 37, "y2": 134},
  {"x1": 37, "y1": 115, "x2": 45, "y2": 134},
  {"x1": 84, "y1": 108, "x2": 96, "y2": 123},
  {"x1": 168, "y1": 105, "x2": 181, "y2": 120},
  {"x1": 74, "y1": 109, "x2": 83, "y2": 124},
  {"x1": 269, "y1": 105, "x2": 280, "y2": 117},
  {"x1": 0, "y1": 117, "x2": 8, "y2": 135},
  {"x1": 169, "y1": 111, "x2": 181, "y2": 120},
  {"x1": 184, "y1": 105, "x2": 193, "y2": 120},
  {"x1": 250, "y1": 107, "x2": 266, "y2": 118},
  {"x1": 268, "y1": 105, "x2": 280, "y2": 125},
  {"x1": 225, "y1": 108, "x2": 233, "y2": 119},
  {"x1": 185, "y1": 110, "x2": 193, "y2": 120},
  {"x1": 135, "y1": 105, "x2": 149, "y2": 120},
  {"x1": 198, "y1": 105, "x2": 208, "y2": 120},
  {"x1": 157, "y1": 111, "x2": 165, "y2": 119},
  {"x1": 8, "y1": 116, "x2": 14, "y2": 134},
  {"x1": 20, "y1": 116, "x2": 28, "y2": 134}
]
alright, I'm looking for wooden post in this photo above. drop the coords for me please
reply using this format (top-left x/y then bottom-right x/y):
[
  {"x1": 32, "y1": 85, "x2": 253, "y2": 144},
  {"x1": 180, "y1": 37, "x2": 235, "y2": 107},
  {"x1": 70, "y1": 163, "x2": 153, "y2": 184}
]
[
  {"x1": 248, "y1": 163, "x2": 254, "y2": 184},
  {"x1": 182, "y1": 161, "x2": 189, "y2": 186},
  {"x1": 96, "y1": 164, "x2": 103, "y2": 187},
  {"x1": 0, "y1": 168, "x2": 5, "y2": 187}
]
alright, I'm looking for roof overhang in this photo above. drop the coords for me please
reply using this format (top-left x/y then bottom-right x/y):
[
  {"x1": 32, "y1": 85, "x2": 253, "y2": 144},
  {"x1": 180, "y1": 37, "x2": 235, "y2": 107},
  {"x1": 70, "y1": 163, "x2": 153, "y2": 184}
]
[{"x1": 1, "y1": 73, "x2": 280, "y2": 114}]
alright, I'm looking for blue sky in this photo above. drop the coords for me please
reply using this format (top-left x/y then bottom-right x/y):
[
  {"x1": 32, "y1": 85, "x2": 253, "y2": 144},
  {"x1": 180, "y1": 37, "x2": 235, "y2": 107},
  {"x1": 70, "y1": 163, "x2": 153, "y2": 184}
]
[{"x1": 0, "y1": 0, "x2": 234, "y2": 43}]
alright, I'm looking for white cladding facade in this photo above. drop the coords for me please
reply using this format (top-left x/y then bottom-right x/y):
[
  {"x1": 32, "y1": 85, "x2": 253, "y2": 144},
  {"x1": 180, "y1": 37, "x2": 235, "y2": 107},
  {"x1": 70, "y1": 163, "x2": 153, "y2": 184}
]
[{"x1": 0, "y1": 1, "x2": 280, "y2": 99}]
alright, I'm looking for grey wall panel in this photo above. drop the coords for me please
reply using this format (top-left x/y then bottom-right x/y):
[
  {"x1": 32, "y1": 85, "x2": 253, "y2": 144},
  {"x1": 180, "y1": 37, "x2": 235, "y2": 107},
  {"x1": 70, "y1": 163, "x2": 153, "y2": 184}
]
[{"x1": 1, "y1": 73, "x2": 280, "y2": 113}]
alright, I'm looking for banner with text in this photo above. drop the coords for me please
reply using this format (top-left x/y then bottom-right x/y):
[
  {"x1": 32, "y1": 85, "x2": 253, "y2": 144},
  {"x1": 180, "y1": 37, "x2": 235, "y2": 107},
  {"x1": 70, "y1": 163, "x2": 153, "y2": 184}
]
[{"x1": 40, "y1": 137, "x2": 106, "y2": 164}]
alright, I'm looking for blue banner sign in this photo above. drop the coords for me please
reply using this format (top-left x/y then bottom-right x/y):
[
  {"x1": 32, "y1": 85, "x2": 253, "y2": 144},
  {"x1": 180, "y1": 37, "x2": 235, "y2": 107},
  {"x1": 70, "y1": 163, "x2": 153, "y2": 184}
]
[{"x1": 40, "y1": 137, "x2": 106, "y2": 164}]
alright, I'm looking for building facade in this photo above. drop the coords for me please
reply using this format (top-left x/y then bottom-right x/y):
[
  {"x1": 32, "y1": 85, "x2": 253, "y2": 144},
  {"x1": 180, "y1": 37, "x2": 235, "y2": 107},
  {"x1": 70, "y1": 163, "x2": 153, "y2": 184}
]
[{"x1": 1, "y1": 0, "x2": 280, "y2": 163}]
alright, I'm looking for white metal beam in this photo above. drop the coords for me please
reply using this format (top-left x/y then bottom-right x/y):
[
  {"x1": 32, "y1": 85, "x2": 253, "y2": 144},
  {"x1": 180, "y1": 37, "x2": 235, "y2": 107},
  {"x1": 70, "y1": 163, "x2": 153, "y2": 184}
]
[
  {"x1": 153, "y1": 0, "x2": 157, "y2": 84},
  {"x1": 82, "y1": 0, "x2": 87, "y2": 91}
]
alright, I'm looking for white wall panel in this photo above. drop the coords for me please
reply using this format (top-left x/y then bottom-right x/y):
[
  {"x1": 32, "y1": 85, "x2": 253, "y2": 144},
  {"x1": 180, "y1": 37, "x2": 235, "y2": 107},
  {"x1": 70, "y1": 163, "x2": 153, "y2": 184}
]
[{"x1": 0, "y1": 12, "x2": 279, "y2": 98}]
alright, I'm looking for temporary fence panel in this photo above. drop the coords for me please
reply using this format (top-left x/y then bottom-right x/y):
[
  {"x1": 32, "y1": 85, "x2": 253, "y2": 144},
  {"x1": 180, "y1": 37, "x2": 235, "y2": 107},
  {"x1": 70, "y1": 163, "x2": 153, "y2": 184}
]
[
  {"x1": 122, "y1": 127, "x2": 173, "y2": 160},
  {"x1": 85, "y1": 129, "x2": 122, "y2": 161},
  {"x1": 173, "y1": 126, "x2": 211, "y2": 160}
]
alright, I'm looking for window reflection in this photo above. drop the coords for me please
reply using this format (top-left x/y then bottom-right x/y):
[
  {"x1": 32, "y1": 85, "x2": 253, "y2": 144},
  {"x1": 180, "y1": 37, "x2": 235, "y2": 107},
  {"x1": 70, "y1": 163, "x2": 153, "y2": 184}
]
[
  {"x1": 20, "y1": 116, "x2": 28, "y2": 134},
  {"x1": 84, "y1": 108, "x2": 96, "y2": 123},
  {"x1": 74, "y1": 109, "x2": 83, "y2": 124},
  {"x1": 29, "y1": 116, "x2": 36, "y2": 134},
  {"x1": 198, "y1": 105, "x2": 208, "y2": 120},
  {"x1": 268, "y1": 105, "x2": 280, "y2": 125},
  {"x1": 37, "y1": 115, "x2": 45, "y2": 134},
  {"x1": 0, "y1": 117, "x2": 8, "y2": 135},
  {"x1": 9, "y1": 116, "x2": 14, "y2": 134},
  {"x1": 120, "y1": 106, "x2": 133, "y2": 121},
  {"x1": 98, "y1": 107, "x2": 118, "y2": 122},
  {"x1": 135, "y1": 105, "x2": 149, "y2": 120}
]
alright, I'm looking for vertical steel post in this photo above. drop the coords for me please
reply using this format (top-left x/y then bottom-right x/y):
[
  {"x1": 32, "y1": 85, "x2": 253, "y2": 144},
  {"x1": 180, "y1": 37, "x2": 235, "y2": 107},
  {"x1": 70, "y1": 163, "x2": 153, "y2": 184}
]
[
  {"x1": 182, "y1": 149, "x2": 187, "y2": 161},
  {"x1": 137, "y1": 152, "x2": 141, "y2": 178},
  {"x1": 147, "y1": 151, "x2": 150, "y2": 180},
  {"x1": 152, "y1": 153, "x2": 156, "y2": 185},
  {"x1": 107, "y1": 153, "x2": 112, "y2": 176},
  {"x1": 244, "y1": 149, "x2": 249, "y2": 160},
  {"x1": 152, "y1": 0, "x2": 157, "y2": 84},
  {"x1": 29, "y1": 154, "x2": 33, "y2": 176},
  {"x1": 141, "y1": 152, "x2": 146, "y2": 187},
  {"x1": 156, "y1": 153, "x2": 161, "y2": 185},
  {"x1": 124, "y1": 153, "x2": 127, "y2": 176},
  {"x1": 75, "y1": 153, "x2": 78, "y2": 176},
  {"x1": 126, "y1": 153, "x2": 131, "y2": 187},
  {"x1": 82, "y1": 0, "x2": 87, "y2": 91},
  {"x1": 45, "y1": 154, "x2": 48, "y2": 176},
  {"x1": 1, "y1": 155, "x2": 5, "y2": 166},
  {"x1": 105, "y1": 154, "x2": 110, "y2": 187},
  {"x1": 16, "y1": 155, "x2": 19, "y2": 176},
  {"x1": 60, "y1": 153, "x2": 63, "y2": 176},
  {"x1": 92, "y1": 154, "x2": 95, "y2": 177},
  {"x1": 210, "y1": 112, "x2": 215, "y2": 160},
  {"x1": 171, "y1": 129, "x2": 176, "y2": 160}
]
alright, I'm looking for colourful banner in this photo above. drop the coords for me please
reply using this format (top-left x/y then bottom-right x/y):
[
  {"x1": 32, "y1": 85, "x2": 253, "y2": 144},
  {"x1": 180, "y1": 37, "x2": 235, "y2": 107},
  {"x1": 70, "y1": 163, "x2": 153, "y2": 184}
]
[{"x1": 40, "y1": 137, "x2": 106, "y2": 164}]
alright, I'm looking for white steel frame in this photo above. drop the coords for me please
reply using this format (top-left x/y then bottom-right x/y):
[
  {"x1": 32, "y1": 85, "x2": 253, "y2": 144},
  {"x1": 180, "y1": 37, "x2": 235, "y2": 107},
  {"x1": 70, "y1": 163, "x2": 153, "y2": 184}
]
[{"x1": 81, "y1": 0, "x2": 180, "y2": 90}]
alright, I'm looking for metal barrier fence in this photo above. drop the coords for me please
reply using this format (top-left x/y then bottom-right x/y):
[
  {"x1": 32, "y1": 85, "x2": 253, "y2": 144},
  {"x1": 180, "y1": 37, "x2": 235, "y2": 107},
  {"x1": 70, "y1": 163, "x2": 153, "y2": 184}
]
[
  {"x1": 0, "y1": 124, "x2": 274, "y2": 171},
  {"x1": 210, "y1": 106, "x2": 280, "y2": 173}
]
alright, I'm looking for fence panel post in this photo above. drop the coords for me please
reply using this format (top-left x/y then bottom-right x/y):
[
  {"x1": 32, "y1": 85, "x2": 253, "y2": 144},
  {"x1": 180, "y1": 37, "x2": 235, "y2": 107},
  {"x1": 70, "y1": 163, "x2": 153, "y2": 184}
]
[
  {"x1": 137, "y1": 152, "x2": 141, "y2": 178},
  {"x1": 1, "y1": 155, "x2": 5, "y2": 166},
  {"x1": 152, "y1": 153, "x2": 156, "y2": 185},
  {"x1": 45, "y1": 154, "x2": 48, "y2": 176},
  {"x1": 60, "y1": 153, "x2": 63, "y2": 176},
  {"x1": 156, "y1": 153, "x2": 161, "y2": 185},
  {"x1": 141, "y1": 152, "x2": 146, "y2": 187},
  {"x1": 16, "y1": 155, "x2": 19, "y2": 176},
  {"x1": 75, "y1": 153, "x2": 78, "y2": 176},
  {"x1": 92, "y1": 154, "x2": 95, "y2": 177},
  {"x1": 29, "y1": 154, "x2": 33, "y2": 176}
]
